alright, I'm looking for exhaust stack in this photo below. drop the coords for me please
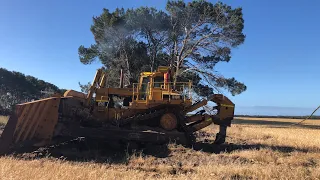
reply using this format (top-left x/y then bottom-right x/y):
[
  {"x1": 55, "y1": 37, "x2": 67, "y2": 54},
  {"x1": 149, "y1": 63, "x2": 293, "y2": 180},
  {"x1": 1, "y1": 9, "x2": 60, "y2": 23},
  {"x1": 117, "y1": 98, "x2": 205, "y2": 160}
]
[{"x1": 119, "y1": 69, "x2": 124, "y2": 88}]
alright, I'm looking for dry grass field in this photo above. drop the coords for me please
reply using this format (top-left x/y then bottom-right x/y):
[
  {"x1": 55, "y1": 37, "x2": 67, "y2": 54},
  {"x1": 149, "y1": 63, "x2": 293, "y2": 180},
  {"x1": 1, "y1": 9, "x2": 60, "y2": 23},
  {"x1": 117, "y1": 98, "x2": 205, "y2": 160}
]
[
  {"x1": 0, "y1": 116, "x2": 319, "y2": 179},
  {"x1": 0, "y1": 116, "x2": 8, "y2": 126}
]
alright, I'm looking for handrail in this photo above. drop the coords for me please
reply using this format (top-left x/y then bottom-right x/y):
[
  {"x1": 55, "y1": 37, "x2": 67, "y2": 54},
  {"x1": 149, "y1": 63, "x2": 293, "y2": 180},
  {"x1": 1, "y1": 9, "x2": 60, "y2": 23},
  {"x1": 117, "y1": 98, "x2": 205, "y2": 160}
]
[{"x1": 132, "y1": 82, "x2": 192, "y2": 101}]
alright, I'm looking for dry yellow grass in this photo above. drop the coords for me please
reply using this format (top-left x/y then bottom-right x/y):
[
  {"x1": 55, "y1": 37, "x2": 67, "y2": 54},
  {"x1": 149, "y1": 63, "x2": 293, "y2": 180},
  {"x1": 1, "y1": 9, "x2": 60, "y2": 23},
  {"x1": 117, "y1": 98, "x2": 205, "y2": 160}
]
[
  {"x1": 233, "y1": 117, "x2": 320, "y2": 150},
  {"x1": 235, "y1": 117, "x2": 320, "y2": 126},
  {"x1": 0, "y1": 117, "x2": 319, "y2": 180},
  {"x1": 0, "y1": 116, "x2": 8, "y2": 126}
]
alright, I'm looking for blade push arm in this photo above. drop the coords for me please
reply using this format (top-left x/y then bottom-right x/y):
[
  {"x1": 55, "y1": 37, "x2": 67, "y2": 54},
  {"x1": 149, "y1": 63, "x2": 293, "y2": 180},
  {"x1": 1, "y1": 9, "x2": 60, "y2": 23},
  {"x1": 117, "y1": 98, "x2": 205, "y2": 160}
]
[{"x1": 86, "y1": 68, "x2": 107, "y2": 106}]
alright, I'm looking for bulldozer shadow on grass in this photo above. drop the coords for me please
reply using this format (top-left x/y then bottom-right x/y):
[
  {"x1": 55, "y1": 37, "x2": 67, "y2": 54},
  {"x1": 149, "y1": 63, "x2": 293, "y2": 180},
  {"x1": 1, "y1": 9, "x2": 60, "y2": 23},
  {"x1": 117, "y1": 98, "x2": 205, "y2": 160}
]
[
  {"x1": 192, "y1": 141, "x2": 318, "y2": 154},
  {"x1": 7, "y1": 136, "x2": 318, "y2": 165},
  {"x1": 9, "y1": 138, "x2": 173, "y2": 164}
]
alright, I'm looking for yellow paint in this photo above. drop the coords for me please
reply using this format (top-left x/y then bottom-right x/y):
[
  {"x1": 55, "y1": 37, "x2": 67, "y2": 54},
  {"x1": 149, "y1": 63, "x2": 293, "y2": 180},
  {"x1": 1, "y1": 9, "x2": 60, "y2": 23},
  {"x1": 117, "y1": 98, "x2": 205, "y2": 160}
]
[
  {"x1": 221, "y1": 104, "x2": 235, "y2": 108},
  {"x1": 91, "y1": 66, "x2": 192, "y2": 110}
]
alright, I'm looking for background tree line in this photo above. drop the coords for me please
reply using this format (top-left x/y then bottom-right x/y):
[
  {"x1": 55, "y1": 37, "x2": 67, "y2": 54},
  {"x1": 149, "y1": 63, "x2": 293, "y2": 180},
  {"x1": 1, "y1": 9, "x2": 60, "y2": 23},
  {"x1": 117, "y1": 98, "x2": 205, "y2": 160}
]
[
  {"x1": 78, "y1": 0, "x2": 247, "y2": 97},
  {"x1": 0, "y1": 67, "x2": 65, "y2": 115}
]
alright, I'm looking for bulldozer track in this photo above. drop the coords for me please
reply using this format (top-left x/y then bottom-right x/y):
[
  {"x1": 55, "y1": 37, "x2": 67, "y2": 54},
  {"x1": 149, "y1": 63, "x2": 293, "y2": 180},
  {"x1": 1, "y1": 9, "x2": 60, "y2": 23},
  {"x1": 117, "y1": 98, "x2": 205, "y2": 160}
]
[
  {"x1": 10, "y1": 137, "x2": 94, "y2": 160},
  {"x1": 115, "y1": 108, "x2": 167, "y2": 127},
  {"x1": 110, "y1": 107, "x2": 195, "y2": 146}
]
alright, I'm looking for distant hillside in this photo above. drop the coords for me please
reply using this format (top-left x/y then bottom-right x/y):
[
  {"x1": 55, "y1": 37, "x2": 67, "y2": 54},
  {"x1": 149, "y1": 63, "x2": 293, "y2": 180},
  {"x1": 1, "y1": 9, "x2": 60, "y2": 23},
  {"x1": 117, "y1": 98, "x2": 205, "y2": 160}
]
[
  {"x1": 235, "y1": 115, "x2": 320, "y2": 119},
  {"x1": 0, "y1": 67, "x2": 65, "y2": 115},
  {"x1": 235, "y1": 106, "x2": 320, "y2": 117}
]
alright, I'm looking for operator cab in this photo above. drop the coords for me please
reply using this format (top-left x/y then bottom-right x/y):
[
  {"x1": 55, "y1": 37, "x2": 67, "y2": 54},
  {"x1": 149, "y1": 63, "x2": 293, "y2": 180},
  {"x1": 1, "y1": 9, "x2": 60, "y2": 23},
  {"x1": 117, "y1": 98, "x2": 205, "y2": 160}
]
[
  {"x1": 138, "y1": 66, "x2": 172, "y2": 100},
  {"x1": 132, "y1": 66, "x2": 192, "y2": 109}
]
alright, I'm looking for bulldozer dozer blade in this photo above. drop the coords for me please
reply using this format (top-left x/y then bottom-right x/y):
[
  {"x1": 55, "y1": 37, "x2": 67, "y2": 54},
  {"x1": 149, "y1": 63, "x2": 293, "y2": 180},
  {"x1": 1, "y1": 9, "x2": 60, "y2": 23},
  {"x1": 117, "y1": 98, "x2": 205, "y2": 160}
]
[{"x1": 0, "y1": 97, "x2": 61, "y2": 155}]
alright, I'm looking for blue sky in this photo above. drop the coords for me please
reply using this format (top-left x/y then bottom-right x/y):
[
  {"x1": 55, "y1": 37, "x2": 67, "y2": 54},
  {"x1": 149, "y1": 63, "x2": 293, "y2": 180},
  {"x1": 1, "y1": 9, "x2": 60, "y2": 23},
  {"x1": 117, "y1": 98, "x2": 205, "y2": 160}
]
[{"x1": 1, "y1": 0, "x2": 319, "y2": 115}]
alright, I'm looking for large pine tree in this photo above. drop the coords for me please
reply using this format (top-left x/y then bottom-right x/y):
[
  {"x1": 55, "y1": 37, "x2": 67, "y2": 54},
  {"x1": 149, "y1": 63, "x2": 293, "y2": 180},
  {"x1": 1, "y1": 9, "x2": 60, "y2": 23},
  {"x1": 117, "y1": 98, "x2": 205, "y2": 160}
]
[{"x1": 78, "y1": 0, "x2": 246, "y2": 96}]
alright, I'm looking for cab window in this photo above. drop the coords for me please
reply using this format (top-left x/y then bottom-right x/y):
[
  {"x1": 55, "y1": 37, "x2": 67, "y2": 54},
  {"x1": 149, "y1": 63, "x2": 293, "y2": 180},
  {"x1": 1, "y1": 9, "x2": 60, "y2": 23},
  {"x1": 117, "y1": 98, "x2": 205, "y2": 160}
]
[{"x1": 153, "y1": 76, "x2": 164, "y2": 88}]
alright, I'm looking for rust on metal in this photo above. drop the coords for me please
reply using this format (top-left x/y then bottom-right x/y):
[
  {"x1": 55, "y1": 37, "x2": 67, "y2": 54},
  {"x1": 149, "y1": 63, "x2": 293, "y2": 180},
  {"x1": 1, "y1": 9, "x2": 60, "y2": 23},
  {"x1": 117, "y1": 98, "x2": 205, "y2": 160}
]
[{"x1": 0, "y1": 97, "x2": 61, "y2": 154}]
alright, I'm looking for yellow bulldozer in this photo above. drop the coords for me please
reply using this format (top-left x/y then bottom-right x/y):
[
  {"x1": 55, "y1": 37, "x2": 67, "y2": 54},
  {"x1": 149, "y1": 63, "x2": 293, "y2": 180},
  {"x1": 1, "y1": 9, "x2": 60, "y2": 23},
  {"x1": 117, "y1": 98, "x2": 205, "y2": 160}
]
[{"x1": 0, "y1": 66, "x2": 235, "y2": 155}]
